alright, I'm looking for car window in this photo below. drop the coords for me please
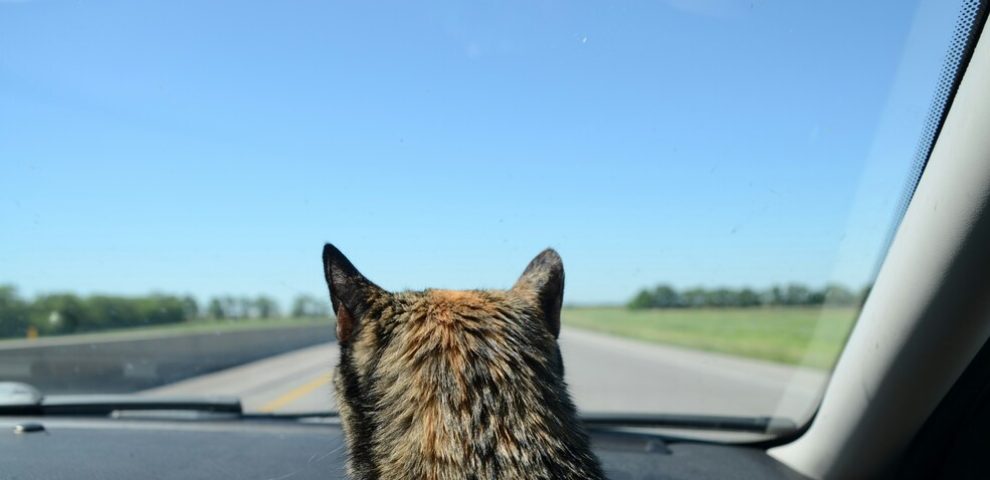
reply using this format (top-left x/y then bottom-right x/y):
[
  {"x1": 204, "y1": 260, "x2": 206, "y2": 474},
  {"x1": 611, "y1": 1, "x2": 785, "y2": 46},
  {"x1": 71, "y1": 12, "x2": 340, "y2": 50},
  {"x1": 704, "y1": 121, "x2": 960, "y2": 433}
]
[{"x1": 0, "y1": 0, "x2": 980, "y2": 441}]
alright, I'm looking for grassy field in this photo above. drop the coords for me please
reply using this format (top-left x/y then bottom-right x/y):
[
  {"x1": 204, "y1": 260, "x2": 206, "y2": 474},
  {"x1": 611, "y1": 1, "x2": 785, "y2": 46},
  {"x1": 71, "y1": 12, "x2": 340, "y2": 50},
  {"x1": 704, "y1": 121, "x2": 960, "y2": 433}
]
[{"x1": 562, "y1": 307, "x2": 858, "y2": 369}]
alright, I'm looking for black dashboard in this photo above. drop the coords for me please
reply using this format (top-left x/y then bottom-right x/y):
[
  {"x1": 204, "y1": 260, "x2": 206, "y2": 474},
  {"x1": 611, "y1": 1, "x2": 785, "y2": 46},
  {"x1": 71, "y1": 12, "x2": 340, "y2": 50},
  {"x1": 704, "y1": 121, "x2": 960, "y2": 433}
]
[{"x1": 0, "y1": 416, "x2": 807, "y2": 479}]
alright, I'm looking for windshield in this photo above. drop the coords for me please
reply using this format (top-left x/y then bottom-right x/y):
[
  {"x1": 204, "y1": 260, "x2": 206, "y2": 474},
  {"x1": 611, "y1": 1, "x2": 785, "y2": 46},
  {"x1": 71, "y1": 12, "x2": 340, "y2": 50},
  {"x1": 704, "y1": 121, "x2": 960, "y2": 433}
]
[{"x1": 0, "y1": 0, "x2": 978, "y2": 439}]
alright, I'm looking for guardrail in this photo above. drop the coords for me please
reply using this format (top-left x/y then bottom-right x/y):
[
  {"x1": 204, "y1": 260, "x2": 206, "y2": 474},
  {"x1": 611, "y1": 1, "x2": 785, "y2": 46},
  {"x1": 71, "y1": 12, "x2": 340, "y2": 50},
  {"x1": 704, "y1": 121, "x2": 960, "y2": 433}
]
[{"x1": 0, "y1": 323, "x2": 335, "y2": 394}]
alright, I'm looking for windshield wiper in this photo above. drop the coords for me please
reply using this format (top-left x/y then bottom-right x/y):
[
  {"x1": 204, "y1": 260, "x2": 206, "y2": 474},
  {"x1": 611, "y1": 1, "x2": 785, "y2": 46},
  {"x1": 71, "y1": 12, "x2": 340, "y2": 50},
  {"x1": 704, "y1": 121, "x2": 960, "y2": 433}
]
[
  {"x1": 0, "y1": 382, "x2": 241, "y2": 416},
  {"x1": 37, "y1": 395, "x2": 242, "y2": 416},
  {"x1": 245, "y1": 412, "x2": 793, "y2": 434},
  {"x1": 1, "y1": 381, "x2": 794, "y2": 434},
  {"x1": 243, "y1": 411, "x2": 339, "y2": 420},
  {"x1": 581, "y1": 412, "x2": 797, "y2": 434}
]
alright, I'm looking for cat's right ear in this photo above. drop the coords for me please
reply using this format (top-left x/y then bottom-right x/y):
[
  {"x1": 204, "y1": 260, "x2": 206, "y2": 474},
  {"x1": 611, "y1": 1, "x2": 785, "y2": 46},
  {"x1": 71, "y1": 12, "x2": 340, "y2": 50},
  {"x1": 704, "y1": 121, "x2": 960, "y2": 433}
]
[
  {"x1": 513, "y1": 248, "x2": 565, "y2": 338},
  {"x1": 322, "y1": 244, "x2": 385, "y2": 344}
]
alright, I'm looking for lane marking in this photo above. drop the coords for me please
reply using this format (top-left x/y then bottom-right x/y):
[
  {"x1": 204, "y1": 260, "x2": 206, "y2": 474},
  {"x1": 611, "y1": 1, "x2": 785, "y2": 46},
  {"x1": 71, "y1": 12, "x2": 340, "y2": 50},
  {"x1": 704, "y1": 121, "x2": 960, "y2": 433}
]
[{"x1": 259, "y1": 373, "x2": 332, "y2": 412}]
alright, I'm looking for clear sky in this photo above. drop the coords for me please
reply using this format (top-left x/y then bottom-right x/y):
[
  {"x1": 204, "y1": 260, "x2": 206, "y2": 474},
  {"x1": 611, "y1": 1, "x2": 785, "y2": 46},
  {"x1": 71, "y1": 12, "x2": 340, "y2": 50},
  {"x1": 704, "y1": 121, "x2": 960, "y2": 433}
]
[{"x1": 0, "y1": 0, "x2": 965, "y2": 306}]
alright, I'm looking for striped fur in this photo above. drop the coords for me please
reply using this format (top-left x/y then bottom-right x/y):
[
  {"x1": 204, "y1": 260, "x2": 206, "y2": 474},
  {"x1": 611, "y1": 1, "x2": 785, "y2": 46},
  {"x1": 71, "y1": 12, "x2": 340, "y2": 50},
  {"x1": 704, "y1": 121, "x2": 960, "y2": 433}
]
[{"x1": 323, "y1": 244, "x2": 605, "y2": 480}]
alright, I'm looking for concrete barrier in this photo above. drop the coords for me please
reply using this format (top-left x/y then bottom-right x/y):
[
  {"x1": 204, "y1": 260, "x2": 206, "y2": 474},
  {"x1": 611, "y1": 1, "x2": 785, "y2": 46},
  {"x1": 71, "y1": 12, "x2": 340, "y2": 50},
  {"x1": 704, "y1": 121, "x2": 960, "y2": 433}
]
[{"x1": 0, "y1": 323, "x2": 335, "y2": 394}]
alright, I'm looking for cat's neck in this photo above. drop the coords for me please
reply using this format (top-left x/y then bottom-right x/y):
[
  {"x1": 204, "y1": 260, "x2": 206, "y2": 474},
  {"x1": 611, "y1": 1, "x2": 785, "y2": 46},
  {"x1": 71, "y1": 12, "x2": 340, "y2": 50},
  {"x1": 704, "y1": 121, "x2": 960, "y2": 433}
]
[{"x1": 361, "y1": 362, "x2": 604, "y2": 479}]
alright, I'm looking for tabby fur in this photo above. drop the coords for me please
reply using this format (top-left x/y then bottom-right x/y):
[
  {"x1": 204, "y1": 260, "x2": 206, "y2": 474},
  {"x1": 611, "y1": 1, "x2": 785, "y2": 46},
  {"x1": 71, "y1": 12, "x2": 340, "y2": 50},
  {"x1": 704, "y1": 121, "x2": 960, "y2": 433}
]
[{"x1": 322, "y1": 244, "x2": 605, "y2": 480}]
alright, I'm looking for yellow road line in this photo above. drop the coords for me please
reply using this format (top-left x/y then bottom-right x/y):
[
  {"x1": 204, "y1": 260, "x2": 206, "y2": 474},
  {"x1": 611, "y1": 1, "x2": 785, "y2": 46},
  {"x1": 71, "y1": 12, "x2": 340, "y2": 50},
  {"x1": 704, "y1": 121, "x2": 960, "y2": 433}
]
[{"x1": 260, "y1": 373, "x2": 332, "y2": 412}]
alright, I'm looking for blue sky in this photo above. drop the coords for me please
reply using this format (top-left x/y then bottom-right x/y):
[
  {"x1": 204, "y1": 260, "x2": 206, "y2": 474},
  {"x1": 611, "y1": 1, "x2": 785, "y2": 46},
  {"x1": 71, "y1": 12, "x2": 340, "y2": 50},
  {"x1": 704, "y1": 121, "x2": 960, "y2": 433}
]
[{"x1": 0, "y1": 0, "x2": 964, "y2": 306}]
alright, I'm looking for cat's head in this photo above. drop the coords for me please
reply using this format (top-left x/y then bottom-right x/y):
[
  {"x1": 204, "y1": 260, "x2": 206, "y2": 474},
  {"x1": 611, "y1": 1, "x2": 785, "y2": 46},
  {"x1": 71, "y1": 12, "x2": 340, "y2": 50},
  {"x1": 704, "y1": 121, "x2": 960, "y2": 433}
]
[
  {"x1": 321, "y1": 243, "x2": 565, "y2": 370},
  {"x1": 321, "y1": 244, "x2": 574, "y2": 476}
]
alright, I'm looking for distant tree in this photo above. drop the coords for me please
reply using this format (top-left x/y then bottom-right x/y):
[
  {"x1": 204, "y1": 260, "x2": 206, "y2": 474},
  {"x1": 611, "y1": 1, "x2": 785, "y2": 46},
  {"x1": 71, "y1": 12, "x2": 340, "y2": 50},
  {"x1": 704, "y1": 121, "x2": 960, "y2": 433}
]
[
  {"x1": 221, "y1": 296, "x2": 238, "y2": 319},
  {"x1": 823, "y1": 284, "x2": 855, "y2": 306},
  {"x1": 2, "y1": 286, "x2": 279, "y2": 338},
  {"x1": 136, "y1": 294, "x2": 187, "y2": 326},
  {"x1": 651, "y1": 285, "x2": 682, "y2": 308},
  {"x1": 208, "y1": 298, "x2": 225, "y2": 320},
  {"x1": 255, "y1": 296, "x2": 280, "y2": 319},
  {"x1": 681, "y1": 288, "x2": 708, "y2": 308},
  {"x1": 0, "y1": 285, "x2": 31, "y2": 338},
  {"x1": 85, "y1": 295, "x2": 135, "y2": 330},
  {"x1": 31, "y1": 293, "x2": 88, "y2": 335},
  {"x1": 291, "y1": 295, "x2": 330, "y2": 318},
  {"x1": 627, "y1": 289, "x2": 655, "y2": 310},
  {"x1": 291, "y1": 296, "x2": 306, "y2": 318},
  {"x1": 626, "y1": 282, "x2": 860, "y2": 310},
  {"x1": 784, "y1": 284, "x2": 811, "y2": 306},
  {"x1": 768, "y1": 286, "x2": 786, "y2": 306},
  {"x1": 181, "y1": 296, "x2": 199, "y2": 320},
  {"x1": 236, "y1": 297, "x2": 253, "y2": 319},
  {"x1": 807, "y1": 289, "x2": 826, "y2": 305},
  {"x1": 707, "y1": 288, "x2": 741, "y2": 307},
  {"x1": 738, "y1": 288, "x2": 761, "y2": 307}
]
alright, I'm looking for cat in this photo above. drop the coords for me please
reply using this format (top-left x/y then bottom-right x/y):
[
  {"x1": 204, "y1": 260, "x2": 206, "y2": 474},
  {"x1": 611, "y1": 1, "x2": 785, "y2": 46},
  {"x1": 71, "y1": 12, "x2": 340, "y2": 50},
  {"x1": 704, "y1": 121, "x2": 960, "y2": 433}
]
[{"x1": 322, "y1": 244, "x2": 606, "y2": 480}]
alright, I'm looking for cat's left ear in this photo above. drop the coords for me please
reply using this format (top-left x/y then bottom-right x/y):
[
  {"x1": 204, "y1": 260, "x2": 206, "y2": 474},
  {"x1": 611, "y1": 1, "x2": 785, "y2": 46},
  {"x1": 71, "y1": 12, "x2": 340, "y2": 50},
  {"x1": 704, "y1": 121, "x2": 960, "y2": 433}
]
[
  {"x1": 513, "y1": 248, "x2": 564, "y2": 338},
  {"x1": 322, "y1": 244, "x2": 386, "y2": 344}
]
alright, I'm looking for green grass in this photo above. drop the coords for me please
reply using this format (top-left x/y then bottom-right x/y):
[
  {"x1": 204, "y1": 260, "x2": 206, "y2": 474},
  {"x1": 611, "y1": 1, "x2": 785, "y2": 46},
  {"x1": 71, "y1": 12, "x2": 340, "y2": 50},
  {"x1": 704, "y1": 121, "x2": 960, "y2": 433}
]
[
  {"x1": 562, "y1": 307, "x2": 858, "y2": 369},
  {"x1": 0, "y1": 317, "x2": 333, "y2": 345}
]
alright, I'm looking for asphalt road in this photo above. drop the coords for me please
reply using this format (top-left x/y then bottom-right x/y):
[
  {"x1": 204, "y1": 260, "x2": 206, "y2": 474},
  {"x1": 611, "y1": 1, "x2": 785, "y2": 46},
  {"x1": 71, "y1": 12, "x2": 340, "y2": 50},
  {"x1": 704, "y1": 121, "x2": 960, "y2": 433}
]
[{"x1": 143, "y1": 328, "x2": 827, "y2": 422}]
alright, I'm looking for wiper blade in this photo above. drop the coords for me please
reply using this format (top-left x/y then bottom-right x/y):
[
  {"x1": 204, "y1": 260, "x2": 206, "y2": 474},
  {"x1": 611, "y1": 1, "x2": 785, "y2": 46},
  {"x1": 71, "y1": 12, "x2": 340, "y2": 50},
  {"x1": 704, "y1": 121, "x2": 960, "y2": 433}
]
[
  {"x1": 0, "y1": 381, "x2": 790, "y2": 432},
  {"x1": 39, "y1": 395, "x2": 243, "y2": 416},
  {"x1": 581, "y1": 412, "x2": 797, "y2": 434},
  {"x1": 243, "y1": 410, "x2": 340, "y2": 420},
  {"x1": 0, "y1": 382, "x2": 242, "y2": 416}
]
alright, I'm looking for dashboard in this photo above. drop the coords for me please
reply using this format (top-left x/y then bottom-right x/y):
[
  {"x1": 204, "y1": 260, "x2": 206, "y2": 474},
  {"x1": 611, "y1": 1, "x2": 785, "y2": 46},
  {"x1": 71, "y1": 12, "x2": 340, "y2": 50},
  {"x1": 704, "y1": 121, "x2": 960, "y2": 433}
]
[{"x1": 0, "y1": 416, "x2": 806, "y2": 479}]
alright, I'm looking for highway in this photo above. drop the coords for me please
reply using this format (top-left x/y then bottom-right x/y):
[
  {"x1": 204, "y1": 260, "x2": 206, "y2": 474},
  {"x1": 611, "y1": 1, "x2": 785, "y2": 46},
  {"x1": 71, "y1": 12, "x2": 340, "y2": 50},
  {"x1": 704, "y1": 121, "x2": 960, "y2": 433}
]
[{"x1": 142, "y1": 328, "x2": 827, "y2": 422}]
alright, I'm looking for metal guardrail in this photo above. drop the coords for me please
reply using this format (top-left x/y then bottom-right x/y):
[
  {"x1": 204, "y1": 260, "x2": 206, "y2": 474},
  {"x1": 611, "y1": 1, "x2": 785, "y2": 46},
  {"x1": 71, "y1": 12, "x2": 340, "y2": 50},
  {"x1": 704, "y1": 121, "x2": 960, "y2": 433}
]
[{"x1": 0, "y1": 324, "x2": 335, "y2": 394}]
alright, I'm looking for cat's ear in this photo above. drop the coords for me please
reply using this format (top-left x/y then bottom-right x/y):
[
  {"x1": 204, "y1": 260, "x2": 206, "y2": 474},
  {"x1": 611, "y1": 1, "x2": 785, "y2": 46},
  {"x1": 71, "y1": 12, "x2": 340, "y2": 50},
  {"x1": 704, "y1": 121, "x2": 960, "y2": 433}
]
[
  {"x1": 513, "y1": 248, "x2": 564, "y2": 338},
  {"x1": 322, "y1": 244, "x2": 385, "y2": 344}
]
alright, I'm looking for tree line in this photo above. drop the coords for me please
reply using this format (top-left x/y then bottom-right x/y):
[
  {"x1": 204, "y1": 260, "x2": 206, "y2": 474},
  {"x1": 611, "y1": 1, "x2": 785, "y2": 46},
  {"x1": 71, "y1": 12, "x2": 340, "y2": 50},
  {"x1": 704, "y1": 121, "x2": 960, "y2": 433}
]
[
  {"x1": 627, "y1": 283, "x2": 870, "y2": 310},
  {"x1": 0, "y1": 285, "x2": 331, "y2": 339},
  {"x1": 203, "y1": 294, "x2": 330, "y2": 320}
]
